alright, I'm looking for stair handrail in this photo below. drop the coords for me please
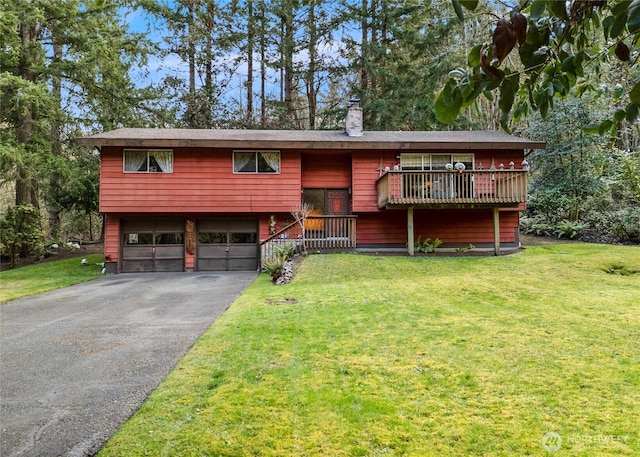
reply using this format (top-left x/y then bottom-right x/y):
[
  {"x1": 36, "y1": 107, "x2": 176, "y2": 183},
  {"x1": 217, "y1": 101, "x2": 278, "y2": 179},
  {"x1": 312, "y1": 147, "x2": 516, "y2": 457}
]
[{"x1": 259, "y1": 220, "x2": 300, "y2": 247}]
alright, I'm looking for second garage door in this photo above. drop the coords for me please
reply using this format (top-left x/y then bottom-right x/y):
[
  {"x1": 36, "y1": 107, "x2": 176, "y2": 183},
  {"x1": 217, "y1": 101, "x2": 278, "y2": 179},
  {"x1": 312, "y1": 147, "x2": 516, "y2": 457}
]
[{"x1": 197, "y1": 218, "x2": 258, "y2": 271}]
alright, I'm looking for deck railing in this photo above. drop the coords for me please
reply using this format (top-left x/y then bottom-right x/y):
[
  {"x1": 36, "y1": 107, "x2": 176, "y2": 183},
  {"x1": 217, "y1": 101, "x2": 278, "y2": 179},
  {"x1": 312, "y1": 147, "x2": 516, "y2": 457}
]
[
  {"x1": 260, "y1": 215, "x2": 357, "y2": 263},
  {"x1": 377, "y1": 170, "x2": 528, "y2": 208}
]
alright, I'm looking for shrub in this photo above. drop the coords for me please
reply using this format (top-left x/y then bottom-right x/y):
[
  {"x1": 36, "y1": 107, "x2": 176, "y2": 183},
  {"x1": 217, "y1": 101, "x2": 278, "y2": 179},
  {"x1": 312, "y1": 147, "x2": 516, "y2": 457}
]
[
  {"x1": 455, "y1": 243, "x2": 475, "y2": 253},
  {"x1": 274, "y1": 240, "x2": 295, "y2": 260},
  {"x1": 262, "y1": 254, "x2": 287, "y2": 281},
  {"x1": 580, "y1": 205, "x2": 640, "y2": 244},
  {"x1": 0, "y1": 204, "x2": 45, "y2": 268},
  {"x1": 618, "y1": 208, "x2": 640, "y2": 243},
  {"x1": 526, "y1": 190, "x2": 578, "y2": 224},
  {"x1": 520, "y1": 215, "x2": 553, "y2": 237},
  {"x1": 555, "y1": 220, "x2": 589, "y2": 239},
  {"x1": 414, "y1": 236, "x2": 442, "y2": 253}
]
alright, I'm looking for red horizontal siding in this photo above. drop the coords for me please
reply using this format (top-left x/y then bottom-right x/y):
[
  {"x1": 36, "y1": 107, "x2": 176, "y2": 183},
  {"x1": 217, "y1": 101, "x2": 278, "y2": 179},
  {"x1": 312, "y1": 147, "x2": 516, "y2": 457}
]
[
  {"x1": 357, "y1": 211, "x2": 407, "y2": 244},
  {"x1": 100, "y1": 147, "x2": 301, "y2": 213},
  {"x1": 356, "y1": 209, "x2": 520, "y2": 245},
  {"x1": 257, "y1": 212, "x2": 297, "y2": 241},
  {"x1": 415, "y1": 209, "x2": 519, "y2": 244},
  {"x1": 101, "y1": 147, "x2": 527, "y2": 215},
  {"x1": 414, "y1": 209, "x2": 519, "y2": 243},
  {"x1": 302, "y1": 152, "x2": 351, "y2": 188},
  {"x1": 104, "y1": 214, "x2": 119, "y2": 262},
  {"x1": 352, "y1": 151, "x2": 397, "y2": 212}
]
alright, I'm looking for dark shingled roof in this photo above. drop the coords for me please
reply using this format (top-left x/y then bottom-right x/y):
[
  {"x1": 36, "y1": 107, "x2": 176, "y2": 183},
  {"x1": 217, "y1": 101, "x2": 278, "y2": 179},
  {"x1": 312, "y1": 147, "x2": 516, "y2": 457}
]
[{"x1": 77, "y1": 128, "x2": 546, "y2": 150}]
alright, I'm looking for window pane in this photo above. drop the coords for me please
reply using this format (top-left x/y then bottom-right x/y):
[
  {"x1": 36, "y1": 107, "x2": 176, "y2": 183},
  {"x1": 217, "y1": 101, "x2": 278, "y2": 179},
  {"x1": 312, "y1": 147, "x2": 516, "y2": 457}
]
[
  {"x1": 125, "y1": 233, "x2": 153, "y2": 244},
  {"x1": 234, "y1": 151, "x2": 280, "y2": 173},
  {"x1": 430, "y1": 155, "x2": 451, "y2": 170},
  {"x1": 258, "y1": 151, "x2": 280, "y2": 173},
  {"x1": 199, "y1": 232, "x2": 227, "y2": 244},
  {"x1": 401, "y1": 154, "x2": 422, "y2": 170},
  {"x1": 234, "y1": 152, "x2": 256, "y2": 172},
  {"x1": 155, "y1": 233, "x2": 184, "y2": 244},
  {"x1": 452, "y1": 154, "x2": 473, "y2": 169},
  {"x1": 230, "y1": 232, "x2": 257, "y2": 244},
  {"x1": 303, "y1": 189, "x2": 325, "y2": 214},
  {"x1": 124, "y1": 150, "x2": 148, "y2": 172},
  {"x1": 150, "y1": 150, "x2": 173, "y2": 172},
  {"x1": 148, "y1": 154, "x2": 161, "y2": 173},
  {"x1": 124, "y1": 150, "x2": 173, "y2": 173}
]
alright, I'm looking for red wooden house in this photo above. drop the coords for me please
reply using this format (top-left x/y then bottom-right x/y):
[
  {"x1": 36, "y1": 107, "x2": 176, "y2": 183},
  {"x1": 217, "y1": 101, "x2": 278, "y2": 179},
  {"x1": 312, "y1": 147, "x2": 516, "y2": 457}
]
[{"x1": 79, "y1": 103, "x2": 545, "y2": 273}]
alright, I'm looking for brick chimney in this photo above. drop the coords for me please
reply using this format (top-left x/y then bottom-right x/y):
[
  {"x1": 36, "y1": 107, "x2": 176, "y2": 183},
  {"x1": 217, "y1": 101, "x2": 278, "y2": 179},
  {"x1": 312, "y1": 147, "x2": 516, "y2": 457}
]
[{"x1": 345, "y1": 98, "x2": 363, "y2": 137}]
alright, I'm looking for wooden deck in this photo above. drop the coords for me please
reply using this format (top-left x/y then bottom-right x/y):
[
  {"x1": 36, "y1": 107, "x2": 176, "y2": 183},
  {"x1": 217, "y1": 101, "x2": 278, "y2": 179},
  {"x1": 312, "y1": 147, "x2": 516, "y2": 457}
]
[{"x1": 377, "y1": 170, "x2": 528, "y2": 208}]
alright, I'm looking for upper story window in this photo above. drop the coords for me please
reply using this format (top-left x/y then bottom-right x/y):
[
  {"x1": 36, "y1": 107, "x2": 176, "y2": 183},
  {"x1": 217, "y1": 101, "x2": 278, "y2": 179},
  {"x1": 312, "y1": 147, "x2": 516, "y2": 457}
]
[
  {"x1": 233, "y1": 150, "x2": 280, "y2": 174},
  {"x1": 400, "y1": 153, "x2": 473, "y2": 171},
  {"x1": 124, "y1": 149, "x2": 173, "y2": 173}
]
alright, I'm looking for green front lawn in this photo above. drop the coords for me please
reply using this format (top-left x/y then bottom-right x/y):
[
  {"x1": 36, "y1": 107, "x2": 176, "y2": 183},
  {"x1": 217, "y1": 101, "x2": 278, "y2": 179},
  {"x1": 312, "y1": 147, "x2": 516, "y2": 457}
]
[
  {"x1": 0, "y1": 254, "x2": 104, "y2": 303},
  {"x1": 100, "y1": 244, "x2": 639, "y2": 456}
]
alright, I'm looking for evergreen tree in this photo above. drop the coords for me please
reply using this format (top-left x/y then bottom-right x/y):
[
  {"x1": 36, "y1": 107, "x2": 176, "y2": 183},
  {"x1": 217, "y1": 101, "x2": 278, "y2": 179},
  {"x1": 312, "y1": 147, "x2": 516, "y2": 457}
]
[{"x1": 1, "y1": 0, "x2": 163, "y2": 253}]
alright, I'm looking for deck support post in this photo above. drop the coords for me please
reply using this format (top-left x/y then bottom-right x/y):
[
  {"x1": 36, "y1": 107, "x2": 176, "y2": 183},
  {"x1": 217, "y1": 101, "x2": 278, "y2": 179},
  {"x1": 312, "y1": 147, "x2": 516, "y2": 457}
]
[
  {"x1": 407, "y1": 207, "x2": 415, "y2": 256},
  {"x1": 493, "y1": 207, "x2": 501, "y2": 256}
]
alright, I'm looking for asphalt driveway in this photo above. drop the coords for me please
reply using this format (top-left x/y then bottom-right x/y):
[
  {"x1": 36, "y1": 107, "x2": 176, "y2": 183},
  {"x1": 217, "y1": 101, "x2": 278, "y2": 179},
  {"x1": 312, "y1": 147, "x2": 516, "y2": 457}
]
[{"x1": 0, "y1": 271, "x2": 257, "y2": 457}]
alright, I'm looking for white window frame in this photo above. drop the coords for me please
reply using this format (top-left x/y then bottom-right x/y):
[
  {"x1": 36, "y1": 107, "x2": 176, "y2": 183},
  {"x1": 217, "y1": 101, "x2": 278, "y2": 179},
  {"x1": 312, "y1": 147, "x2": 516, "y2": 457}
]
[
  {"x1": 123, "y1": 149, "x2": 173, "y2": 173},
  {"x1": 400, "y1": 153, "x2": 474, "y2": 171},
  {"x1": 233, "y1": 150, "x2": 281, "y2": 174}
]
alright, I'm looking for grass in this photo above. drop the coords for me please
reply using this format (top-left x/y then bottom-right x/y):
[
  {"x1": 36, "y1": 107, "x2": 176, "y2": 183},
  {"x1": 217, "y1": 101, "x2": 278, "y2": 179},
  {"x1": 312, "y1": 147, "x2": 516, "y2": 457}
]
[
  {"x1": 0, "y1": 254, "x2": 104, "y2": 303},
  {"x1": 95, "y1": 243, "x2": 640, "y2": 456}
]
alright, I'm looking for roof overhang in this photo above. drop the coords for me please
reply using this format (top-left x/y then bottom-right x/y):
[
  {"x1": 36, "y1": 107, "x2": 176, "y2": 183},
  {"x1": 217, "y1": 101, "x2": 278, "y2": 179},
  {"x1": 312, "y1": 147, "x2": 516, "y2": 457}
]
[{"x1": 77, "y1": 128, "x2": 546, "y2": 150}]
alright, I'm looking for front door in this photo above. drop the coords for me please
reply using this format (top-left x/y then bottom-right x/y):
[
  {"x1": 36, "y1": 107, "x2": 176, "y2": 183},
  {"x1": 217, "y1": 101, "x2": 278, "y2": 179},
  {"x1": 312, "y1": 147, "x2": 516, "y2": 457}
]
[{"x1": 326, "y1": 189, "x2": 349, "y2": 215}]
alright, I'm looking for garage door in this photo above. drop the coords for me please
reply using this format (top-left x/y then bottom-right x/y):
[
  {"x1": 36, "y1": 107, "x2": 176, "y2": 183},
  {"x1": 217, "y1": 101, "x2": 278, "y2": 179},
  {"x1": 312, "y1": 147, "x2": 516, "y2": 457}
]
[
  {"x1": 121, "y1": 218, "x2": 185, "y2": 272},
  {"x1": 197, "y1": 218, "x2": 258, "y2": 271}
]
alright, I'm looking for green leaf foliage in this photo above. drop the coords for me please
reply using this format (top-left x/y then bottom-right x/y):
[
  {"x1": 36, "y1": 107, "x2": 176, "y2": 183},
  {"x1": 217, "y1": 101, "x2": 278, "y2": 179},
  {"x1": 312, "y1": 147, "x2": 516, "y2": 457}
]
[
  {"x1": 628, "y1": 0, "x2": 640, "y2": 33},
  {"x1": 450, "y1": 0, "x2": 479, "y2": 21},
  {"x1": 547, "y1": 0, "x2": 568, "y2": 19},
  {"x1": 451, "y1": 0, "x2": 465, "y2": 21},
  {"x1": 435, "y1": 79, "x2": 463, "y2": 124},
  {"x1": 523, "y1": 96, "x2": 640, "y2": 243},
  {"x1": 437, "y1": 0, "x2": 640, "y2": 130},
  {"x1": 468, "y1": 44, "x2": 482, "y2": 66},
  {"x1": 460, "y1": 0, "x2": 479, "y2": 11},
  {"x1": 530, "y1": 0, "x2": 546, "y2": 20},
  {"x1": 631, "y1": 82, "x2": 640, "y2": 104},
  {"x1": 626, "y1": 103, "x2": 639, "y2": 122},
  {"x1": 0, "y1": 204, "x2": 44, "y2": 268}
]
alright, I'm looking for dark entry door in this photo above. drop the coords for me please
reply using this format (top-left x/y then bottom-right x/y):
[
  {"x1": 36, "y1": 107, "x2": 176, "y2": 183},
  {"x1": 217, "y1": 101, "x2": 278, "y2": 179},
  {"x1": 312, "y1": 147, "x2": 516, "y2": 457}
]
[
  {"x1": 197, "y1": 218, "x2": 258, "y2": 271},
  {"x1": 121, "y1": 218, "x2": 185, "y2": 272},
  {"x1": 326, "y1": 189, "x2": 349, "y2": 215}
]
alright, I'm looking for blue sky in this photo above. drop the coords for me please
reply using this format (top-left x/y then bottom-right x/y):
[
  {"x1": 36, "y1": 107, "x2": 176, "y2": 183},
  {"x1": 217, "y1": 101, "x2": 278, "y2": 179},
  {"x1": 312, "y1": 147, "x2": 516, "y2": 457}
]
[{"x1": 119, "y1": 1, "x2": 353, "y2": 108}]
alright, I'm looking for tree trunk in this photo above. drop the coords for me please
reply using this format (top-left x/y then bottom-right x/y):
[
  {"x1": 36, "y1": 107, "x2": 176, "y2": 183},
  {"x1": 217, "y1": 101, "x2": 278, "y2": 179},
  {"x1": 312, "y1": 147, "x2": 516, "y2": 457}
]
[
  {"x1": 183, "y1": 0, "x2": 197, "y2": 127},
  {"x1": 188, "y1": 2, "x2": 196, "y2": 97},
  {"x1": 49, "y1": 36, "x2": 64, "y2": 239},
  {"x1": 306, "y1": 0, "x2": 317, "y2": 129},
  {"x1": 260, "y1": 0, "x2": 267, "y2": 126},
  {"x1": 246, "y1": 0, "x2": 254, "y2": 124},
  {"x1": 282, "y1": 0, "x2": 295, "y2": 124},
  {"x1": 15, "y1": 23, "x2": 40, "y2": 210},
  {"x1": 204, "y1": 0, "x2": 215, "y2": 127},
  {"x1": 361, "y1": 0, "x2": 369, "y2": 94}
]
